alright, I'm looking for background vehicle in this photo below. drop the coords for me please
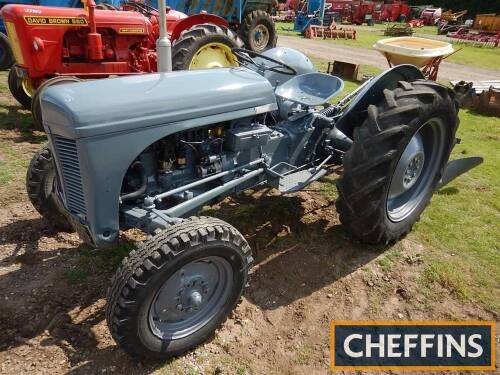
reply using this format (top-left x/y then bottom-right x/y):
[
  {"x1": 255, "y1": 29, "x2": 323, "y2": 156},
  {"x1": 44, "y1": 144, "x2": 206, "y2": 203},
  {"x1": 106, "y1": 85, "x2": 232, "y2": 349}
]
[
  {"x1": 27, "y1": 46, "x2": 481, "y2": 359},
  {"x1": 0, "y1": 0, "x2": 124, "y2": 70},
  {"x1": 2, "y1": 1, "x2": 243, "y2": 126},
  {"x1": 149, "y1": 0, "x2": 278, "y2": 52}
]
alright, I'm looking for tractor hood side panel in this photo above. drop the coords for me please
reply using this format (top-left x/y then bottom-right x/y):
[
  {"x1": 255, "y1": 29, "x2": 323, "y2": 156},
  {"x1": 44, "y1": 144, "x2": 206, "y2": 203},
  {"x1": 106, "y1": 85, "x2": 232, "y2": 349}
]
[{"x1": 41, "y1": 68, "x2": 277, "y2": 248}]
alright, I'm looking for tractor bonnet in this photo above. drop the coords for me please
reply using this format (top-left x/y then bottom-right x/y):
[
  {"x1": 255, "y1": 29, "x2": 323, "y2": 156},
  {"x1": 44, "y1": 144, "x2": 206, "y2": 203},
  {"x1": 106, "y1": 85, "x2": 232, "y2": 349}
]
[{"x1": 41, "y1": 68, "x2": 277, "y2": 139}]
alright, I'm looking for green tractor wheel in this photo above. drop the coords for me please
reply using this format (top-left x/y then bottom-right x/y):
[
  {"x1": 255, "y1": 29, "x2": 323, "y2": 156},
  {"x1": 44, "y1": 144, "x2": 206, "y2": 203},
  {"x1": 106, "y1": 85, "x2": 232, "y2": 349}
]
[{"x1": 172, "y1": 23, "x2": 243, "y2": 71}]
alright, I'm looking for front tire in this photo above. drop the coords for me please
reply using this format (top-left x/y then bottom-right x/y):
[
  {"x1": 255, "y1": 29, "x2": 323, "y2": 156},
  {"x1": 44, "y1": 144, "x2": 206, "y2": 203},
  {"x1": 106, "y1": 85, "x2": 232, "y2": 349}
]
[
  {"x1": 172, "y1": 23, "x2": 243, "y2": 71},
  {"x1": 8, "y1": 66, "x2": 34, "y2": 109},
  {"x1": 26, "y1": 146, "x2": 73, "y2": 231},
  {"x1": 336, "y1": 80, "x2": 458, "y2": 244},
  {"x1": 240, "y1": 10, "x2": 277, "y2": 52},
  {"x1": 106, "y1": 216, "x2": 253, "y2": 359}
]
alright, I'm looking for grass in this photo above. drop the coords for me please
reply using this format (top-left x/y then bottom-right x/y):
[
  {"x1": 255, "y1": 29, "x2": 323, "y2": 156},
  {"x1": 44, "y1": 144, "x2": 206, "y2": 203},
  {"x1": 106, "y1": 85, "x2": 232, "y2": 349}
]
[
  {"x1": 414, "y1": 109, "x2": 500, "y2": 312},
  {"x1": 276, "y1": 21, "x2": 500, "y2": 71},
  {"x1": 310, "y1": 54, "x2": 499, "y2": 312}
]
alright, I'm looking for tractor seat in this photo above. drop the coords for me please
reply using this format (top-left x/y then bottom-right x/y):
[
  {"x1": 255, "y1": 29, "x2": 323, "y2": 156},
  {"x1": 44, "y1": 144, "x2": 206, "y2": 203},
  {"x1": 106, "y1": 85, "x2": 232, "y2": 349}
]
[{"x1": 275, "y1": 72, "x2": 344, "y2": 106}]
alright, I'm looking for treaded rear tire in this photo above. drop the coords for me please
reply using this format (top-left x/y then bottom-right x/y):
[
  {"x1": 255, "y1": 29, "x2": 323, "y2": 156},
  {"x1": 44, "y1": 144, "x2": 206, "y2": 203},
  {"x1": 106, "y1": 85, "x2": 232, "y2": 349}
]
[
  {"x1": 240, "y1": 10, "x2": 277, "y2": 52},
  {"x1": 106, "y1": 216, "x2": 253, "y2": 359},
  {"x1": 172, "y1": 23, "x2": 243, "y2": 71},
  {"x1": 26, "y1": 146, "x2": 73, "y2": 231},
  {"x1": 0, "y1": 33, "x2": 14, "y2": 71},
  {"x1": 336, "y1": 80, "x2": 458, "y2": 244}
]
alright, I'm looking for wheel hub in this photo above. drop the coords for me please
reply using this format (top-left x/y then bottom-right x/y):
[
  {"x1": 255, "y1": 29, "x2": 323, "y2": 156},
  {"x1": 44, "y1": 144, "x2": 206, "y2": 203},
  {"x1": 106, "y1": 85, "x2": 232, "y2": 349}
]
[
  {"x1": 148, "y1": 256, "x2": 233, "y2": 340},
  {"x1": 189, "y1": 42, "x2": 238, "y2": 69},
  {"x1": 252, "y1": 25, "x2": 269, "y2": 51},
  {"x1": 386, "y1": 118, "x2": 447, "y2": 222},
  {"x1": 388, "y1": 133, "x2": 425, "y2": 200},
  {"x1": 403, "y1": 153, "x2": 424, "y2": 189}
]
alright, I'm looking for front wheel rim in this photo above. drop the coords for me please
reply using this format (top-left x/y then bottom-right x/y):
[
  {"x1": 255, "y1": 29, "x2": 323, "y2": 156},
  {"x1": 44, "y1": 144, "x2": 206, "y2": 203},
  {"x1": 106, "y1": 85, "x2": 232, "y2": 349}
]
[
  {"x1": 189, "y1": 42, "x2": 238, "y2": 69},
  {"x1": 148, "y1": 255, "x2": 233, "y2": 340},
  {"x1": 386, "y1": 118, "x2": 447, "y2": 222}
]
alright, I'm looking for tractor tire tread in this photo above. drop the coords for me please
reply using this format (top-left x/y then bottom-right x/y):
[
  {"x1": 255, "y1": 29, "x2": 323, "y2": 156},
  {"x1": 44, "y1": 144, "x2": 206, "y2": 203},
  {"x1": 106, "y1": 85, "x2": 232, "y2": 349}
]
[
  {"x1": 240, "y1": 10, "x2": 277, "y2": 52},
  {"x1": 106, "y1": 216, "x2": 252, "y2": 358},
  {"x1": 336, "y1": 80, "x2": 458, "y2": 244},
  {"x1": 26, "y1": 146, "x2": 73, "y2": 231},
  {"x1": 172, "y1": 24, "x2": 243, "y2": 71}
]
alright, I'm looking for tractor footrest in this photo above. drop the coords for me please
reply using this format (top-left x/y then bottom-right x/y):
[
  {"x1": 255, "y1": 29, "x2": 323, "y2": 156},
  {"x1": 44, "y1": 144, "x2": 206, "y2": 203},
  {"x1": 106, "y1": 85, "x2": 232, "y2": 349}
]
[{"x1": 279, "y1": 168, "x2": 327, "y2": 193}]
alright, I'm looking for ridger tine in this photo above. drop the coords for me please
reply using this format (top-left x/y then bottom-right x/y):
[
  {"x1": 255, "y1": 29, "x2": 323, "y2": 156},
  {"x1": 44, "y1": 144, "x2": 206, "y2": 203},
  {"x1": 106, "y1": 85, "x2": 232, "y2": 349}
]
[{"x1": 27, "y1": 47, "x2": 482, "y2": 358}]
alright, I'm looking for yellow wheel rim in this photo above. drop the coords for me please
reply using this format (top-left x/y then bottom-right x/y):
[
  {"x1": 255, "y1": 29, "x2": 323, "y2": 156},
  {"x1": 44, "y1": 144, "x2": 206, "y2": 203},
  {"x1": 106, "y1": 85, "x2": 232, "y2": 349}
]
[
  {"x1": 189, "y1": 42, "x2": 238, "y2": 70},
  {"x1": 21, "y1": 78, "x2": 35, "y2": 98}
]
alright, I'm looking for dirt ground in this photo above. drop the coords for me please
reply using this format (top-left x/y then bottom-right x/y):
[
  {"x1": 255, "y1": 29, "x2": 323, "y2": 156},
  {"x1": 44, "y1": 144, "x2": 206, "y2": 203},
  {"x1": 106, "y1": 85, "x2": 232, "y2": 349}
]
[
  {"x1": 277, "y1": 35, "x2": 500, "y2": 82},
  {"x1": 0, "y1": 83, "x2": 498, "y2": 374}
]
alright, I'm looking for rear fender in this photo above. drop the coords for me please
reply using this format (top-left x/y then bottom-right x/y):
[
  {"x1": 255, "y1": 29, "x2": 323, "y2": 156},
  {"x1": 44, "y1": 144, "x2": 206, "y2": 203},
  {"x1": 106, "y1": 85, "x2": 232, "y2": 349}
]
[
  {"x1": 335, "y1": 64, "x2": 424, "y2": 138},
  {"x1": 170, "y1": 14, "x2": 229, "y2": 42}
]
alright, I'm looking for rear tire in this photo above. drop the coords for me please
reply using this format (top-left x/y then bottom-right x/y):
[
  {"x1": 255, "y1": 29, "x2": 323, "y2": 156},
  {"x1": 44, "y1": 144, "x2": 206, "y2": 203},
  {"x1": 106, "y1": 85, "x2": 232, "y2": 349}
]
[
  {"x1": 26, "y1": 146, "x2": 73, "y2": 231},
  {"x1": 0, "y1": 33, "x2": 14, "y2": 70},
  {"x1": 240, "y1": 10, "x2": 277, "y2": 52},
  {"x1": 106, "y1": 216, "x2": 253, "y2": 359},
  {"x1": 172, "y1": 24, "x2": 243, "y2": 71},
  {"x1": 336, "y1": 80, "x2": 458, "y2": 244},
  {"x1": 8, "y1": 66, "x2": 33, "y2": 109},
  {"x1": 31, "y1": 76, "x2": 82, "y2": 130}
]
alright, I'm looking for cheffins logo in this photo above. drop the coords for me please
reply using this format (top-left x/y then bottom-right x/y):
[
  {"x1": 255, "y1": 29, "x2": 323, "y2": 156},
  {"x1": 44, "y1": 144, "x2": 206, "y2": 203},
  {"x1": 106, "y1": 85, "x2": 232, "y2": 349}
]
[{"x1": 330, "y1": 321, "x2": 495, "y2": 370}]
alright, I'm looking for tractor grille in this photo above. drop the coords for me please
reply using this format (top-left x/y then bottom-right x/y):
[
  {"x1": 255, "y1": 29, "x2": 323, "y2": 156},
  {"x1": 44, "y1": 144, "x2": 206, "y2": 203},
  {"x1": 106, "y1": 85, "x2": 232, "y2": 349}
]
[{"x1": 53, "y1": 136, "x2": 87, "y2": 216}]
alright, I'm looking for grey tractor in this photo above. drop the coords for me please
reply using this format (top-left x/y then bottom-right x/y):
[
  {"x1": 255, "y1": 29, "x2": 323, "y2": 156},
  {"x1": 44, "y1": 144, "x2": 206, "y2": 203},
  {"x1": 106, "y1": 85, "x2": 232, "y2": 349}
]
[{"x1": 26, "y1": 47, "x2": 481, "y2": 358}]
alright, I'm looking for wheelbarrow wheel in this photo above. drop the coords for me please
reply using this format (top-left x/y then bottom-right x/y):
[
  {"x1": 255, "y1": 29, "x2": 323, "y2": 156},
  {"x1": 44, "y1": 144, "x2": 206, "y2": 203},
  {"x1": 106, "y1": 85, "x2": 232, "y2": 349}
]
[
  {"x1": 26, "y1": 146, "x2": 73, "y2": 231},
  {"x1": 172, "y1": 23, "x2": 243, "y2": 71},
  {"x1": 240, "y1": 10, "x2": 277, "y2": 52},
  {"x1": 8, "y1": 66, "x2": 34, "y2": 109},
  {"x1": 31, "y1": 76, "x2": 82, "y2": 130},
  {"x1": 336, "y1": 80, "x2": 458, "y2": 244},
  {"x1": 106, "y1": 216, "x2": 253, "y2": 359}
]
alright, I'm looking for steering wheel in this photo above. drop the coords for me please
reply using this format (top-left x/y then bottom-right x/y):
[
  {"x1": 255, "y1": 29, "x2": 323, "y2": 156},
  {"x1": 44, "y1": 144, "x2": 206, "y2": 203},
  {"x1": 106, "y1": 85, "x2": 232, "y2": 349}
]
[{"x1": 232, "y1": 48, "x2": 297, "y2": 76}]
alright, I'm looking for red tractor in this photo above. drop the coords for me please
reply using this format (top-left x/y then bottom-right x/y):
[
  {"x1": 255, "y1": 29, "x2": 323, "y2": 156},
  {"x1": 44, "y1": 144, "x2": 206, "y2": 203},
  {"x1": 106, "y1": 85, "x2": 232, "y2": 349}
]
[{"x1": 1, "y1": 0, "x2": 242, "y2": 126}]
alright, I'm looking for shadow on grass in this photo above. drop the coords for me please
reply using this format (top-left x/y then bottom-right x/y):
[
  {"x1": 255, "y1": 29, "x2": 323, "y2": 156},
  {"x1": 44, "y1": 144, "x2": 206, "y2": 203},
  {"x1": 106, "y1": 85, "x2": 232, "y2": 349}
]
[{"x1": 0, "y1": 103, "x2": 45, "y2": 144}]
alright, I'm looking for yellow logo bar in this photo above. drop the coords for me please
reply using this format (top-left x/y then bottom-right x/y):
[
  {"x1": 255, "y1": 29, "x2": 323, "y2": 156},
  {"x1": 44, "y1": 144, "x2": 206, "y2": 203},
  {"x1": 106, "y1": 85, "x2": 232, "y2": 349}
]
[
  {"x1": 119, "y1": 28, "x2": 145, "y2": 34},
  {"x1": 24, "y1": 16, "x2": 88, "y2": 26}
]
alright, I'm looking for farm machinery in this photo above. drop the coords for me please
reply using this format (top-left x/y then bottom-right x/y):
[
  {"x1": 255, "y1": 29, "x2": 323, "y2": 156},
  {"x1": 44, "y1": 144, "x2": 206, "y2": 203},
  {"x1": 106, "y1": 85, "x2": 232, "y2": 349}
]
[
  {"x1": 149, "y1": 0, "x2": 278, "y2": 52},
  {"x1": 1, "y1": 1, "x2": 244, "y2": 126},
  {"x1": 26, "y1": 45, "x2": 482, "y2": 358},
  {"x1": 0, "y1": 0, "x2": 123, "y2": 70}
]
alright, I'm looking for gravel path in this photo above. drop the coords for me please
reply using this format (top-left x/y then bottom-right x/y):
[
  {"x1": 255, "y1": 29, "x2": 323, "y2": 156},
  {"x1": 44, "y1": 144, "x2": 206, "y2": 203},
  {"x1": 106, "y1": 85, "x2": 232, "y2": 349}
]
[{"x1": 277, "y1": 35, "x2": 500, "y2": 82}]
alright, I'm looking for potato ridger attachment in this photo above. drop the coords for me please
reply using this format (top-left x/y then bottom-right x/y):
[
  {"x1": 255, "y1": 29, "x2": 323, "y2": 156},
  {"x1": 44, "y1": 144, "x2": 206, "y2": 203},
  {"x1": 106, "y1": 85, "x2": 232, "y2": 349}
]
[{"x1": 26, "y1": 47, "x2": 482, "y2": 359}]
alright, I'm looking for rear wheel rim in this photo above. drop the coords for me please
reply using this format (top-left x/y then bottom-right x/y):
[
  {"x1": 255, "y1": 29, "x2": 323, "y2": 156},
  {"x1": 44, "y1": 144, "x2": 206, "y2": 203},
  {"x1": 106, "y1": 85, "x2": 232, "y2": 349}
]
[
  {"x1": 189, "y1": 42, "x2": 238, "y2": 69},
  {"x1": 386, "y1": 117, "x2": 446, "y2": 222},
  {"x1": 252, "y1": 24, "x2": 270, "y2": 51},
  {"x1": 148, "y1": 255, "x2": 233, "y2": 340}
]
